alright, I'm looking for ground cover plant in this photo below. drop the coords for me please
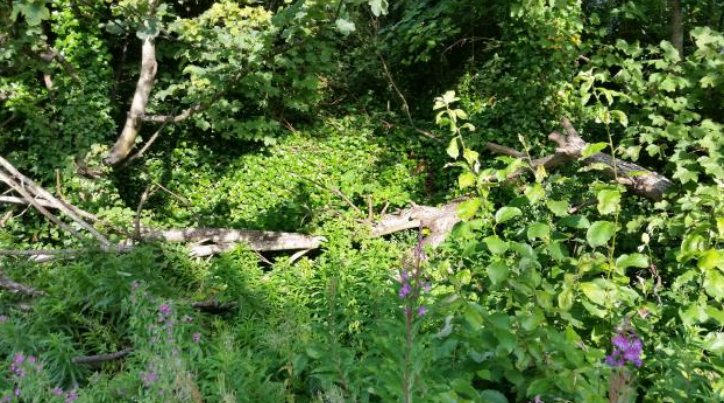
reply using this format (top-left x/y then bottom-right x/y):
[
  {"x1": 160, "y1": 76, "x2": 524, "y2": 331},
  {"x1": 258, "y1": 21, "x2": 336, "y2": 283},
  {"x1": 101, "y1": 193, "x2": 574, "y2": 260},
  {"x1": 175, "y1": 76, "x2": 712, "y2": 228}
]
[{"x1": 0, "y1": 0, "x2": 723, "y2": 402}]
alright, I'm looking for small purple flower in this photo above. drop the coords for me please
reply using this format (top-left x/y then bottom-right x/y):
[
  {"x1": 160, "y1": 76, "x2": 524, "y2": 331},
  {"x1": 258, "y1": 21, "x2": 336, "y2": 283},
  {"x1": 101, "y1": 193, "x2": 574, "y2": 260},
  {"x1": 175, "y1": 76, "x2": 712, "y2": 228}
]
[
  {"x1": 2, "y1": 395, "x2": 10, "y2": 402},
  {"x1": 399, "y1": 269, "x2": 410, "y2": 281},
  {"x1": 399, "y1": 282, "x2": 412, "y2": 298},
  {"x1": 159, "y1": 303, "x2": 171, "y2": 316},
  {"x1": 192, "y1": 333, "x2": 201, "y2": 343},
  {"x1": 417, "y1": 306, "x2": 427, "y2": 316},
  {"x1": 13, "y1": 389, "x2": 20, "y2": 397},
  {"x1": 606, "y1": 331, "x2": 643, "y2": 368},
  {"x1": 51, "y1": 388, "x2": 64, "y2": 396},
  {"x1": 65, "y1": 389, "x2": 79, "y2": 403},
  {"x1": 0, "y1": 315, "x2": 7, "y2": 323},
  {"x1": 13, "y1": 353, "x2": 24, "y2": 365},
  {"x1": 423, "y1": 282, "x2": 431, "y2": 292}
]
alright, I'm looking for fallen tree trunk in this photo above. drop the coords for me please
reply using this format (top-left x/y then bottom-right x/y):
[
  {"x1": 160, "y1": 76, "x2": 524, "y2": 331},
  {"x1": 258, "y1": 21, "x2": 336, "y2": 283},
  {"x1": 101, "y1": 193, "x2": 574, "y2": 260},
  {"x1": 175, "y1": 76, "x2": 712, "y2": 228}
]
[
  {"x1": 72, "y1": 348, "x2": 133, "y2": 367},
  {"x1": 486, "y1": 118, "x2": 674, "y2": 201},
  {"x1": 371, "y1": 201, "x2": 463, "y2": 248}
]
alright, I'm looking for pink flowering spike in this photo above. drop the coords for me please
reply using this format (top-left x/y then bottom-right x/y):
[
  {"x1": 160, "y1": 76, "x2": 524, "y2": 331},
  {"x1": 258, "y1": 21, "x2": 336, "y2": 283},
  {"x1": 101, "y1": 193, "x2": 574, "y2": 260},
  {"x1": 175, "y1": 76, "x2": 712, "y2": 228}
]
[
  {"x1": 159, "y1": 303, "x2": 171, "y2": 316},
  {"x1": 13, "y1": 353, "x2": 24, "y2": 365}
]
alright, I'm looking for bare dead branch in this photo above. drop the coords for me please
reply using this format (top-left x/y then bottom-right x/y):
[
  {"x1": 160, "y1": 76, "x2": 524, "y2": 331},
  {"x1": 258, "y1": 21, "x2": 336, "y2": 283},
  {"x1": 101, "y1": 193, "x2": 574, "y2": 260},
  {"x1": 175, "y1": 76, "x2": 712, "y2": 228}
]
[
  {"x1": 485, "y1": 118, "x2": 674, "y2": 201},
  {"x1": 0, "y1": 156, "x2": 111, "y2": 246}
]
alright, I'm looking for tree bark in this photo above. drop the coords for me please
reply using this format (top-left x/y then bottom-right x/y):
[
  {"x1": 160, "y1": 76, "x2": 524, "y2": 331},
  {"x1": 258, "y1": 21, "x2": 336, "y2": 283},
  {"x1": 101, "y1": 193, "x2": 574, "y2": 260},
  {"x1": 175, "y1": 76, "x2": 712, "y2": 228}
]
[
  {"x1": 104, "y1": 1, "x2": 159, "y2": 165},
  {"x1": 668, "y1": 0, "x2": 684, "y2": 57}
]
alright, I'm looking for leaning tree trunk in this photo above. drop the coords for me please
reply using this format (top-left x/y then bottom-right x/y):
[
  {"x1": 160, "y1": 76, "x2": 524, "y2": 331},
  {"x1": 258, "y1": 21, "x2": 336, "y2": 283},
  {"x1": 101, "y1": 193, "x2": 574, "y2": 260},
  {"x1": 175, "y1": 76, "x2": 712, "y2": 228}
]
[{"x1": 104, "y1": 1, "x2": 159, "y2": 165}]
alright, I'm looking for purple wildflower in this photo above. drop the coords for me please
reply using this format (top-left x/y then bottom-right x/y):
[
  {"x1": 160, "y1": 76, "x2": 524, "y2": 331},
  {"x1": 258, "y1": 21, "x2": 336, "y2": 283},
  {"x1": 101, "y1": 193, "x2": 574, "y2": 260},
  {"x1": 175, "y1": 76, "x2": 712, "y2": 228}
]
[
  {"x1": 417, "y1": 306, "x2": 427, "y2": 316},
  {"x1": 399, "y1": 282, "x2": 412, "y2": 298},
  {"x1": 51, "y1": 388, "x2": 64, "y2": 396},
  {"x1": 192, "y1": 333, "x2": 201, "y2": 343},
  {"x1": 13, "y1": 353, "x2": 24, "y2": 365},
  {"x1": 13, "y1": 389, "x2": 20, "y2": 397},
  {"x1": 2, "y1": 395, "x2": 10, "y2": 402},
  {"x1": 606, "y1": 331, "x2": 643, "y2": 368},
  {"x1": 159, "y1": 303, "x2": 171, "y2": 316},
  {"x1": 0, "y1": 315, "x2": 7, "y2": 323}
]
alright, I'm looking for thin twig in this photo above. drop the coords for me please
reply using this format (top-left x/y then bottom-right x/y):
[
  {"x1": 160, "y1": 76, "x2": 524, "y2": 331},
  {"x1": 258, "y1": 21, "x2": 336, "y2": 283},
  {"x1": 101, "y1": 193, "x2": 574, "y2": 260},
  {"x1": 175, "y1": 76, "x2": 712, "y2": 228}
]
[
  {"x1": 377, "y1": 53, "x2": 440, "y2": 143},
  {"x1": 72, "y1": 348, "x2": 133, "y2": 366}
]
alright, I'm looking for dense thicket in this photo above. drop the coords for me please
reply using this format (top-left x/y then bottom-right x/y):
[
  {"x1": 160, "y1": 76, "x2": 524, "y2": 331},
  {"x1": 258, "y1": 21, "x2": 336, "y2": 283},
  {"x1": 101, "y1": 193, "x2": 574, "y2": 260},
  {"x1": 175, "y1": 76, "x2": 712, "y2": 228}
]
[{"x1": 1, "y1": 0, "x2": 723, "y2": 402}]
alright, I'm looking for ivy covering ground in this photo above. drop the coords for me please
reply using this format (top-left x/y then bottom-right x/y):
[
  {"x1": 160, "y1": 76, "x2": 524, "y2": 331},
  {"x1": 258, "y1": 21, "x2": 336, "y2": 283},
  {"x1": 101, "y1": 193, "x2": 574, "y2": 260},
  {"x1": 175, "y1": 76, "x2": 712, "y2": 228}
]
[{"x1": 1, "y1": 0, "x2": 723, "y2": 402}]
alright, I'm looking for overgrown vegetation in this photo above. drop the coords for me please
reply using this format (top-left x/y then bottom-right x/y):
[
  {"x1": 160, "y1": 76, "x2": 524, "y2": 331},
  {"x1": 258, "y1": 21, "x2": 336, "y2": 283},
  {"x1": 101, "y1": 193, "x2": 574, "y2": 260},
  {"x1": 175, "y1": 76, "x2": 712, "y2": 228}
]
[{"x1": 1, "y1": 0, "x2": 723, "y2": 402}]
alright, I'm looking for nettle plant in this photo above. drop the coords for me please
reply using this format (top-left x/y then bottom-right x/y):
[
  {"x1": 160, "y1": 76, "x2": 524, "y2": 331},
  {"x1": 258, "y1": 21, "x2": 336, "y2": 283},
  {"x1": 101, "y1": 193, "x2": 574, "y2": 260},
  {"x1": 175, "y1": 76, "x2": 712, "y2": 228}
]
[{"x1": 427, "y1": 91, "x2": 719, "y2": 402}]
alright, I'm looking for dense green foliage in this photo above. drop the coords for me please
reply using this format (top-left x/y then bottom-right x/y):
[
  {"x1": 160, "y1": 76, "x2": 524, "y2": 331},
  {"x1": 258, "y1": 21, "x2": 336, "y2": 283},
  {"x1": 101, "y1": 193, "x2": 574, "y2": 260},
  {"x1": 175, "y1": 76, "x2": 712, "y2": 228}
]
[{"x1": 1, "y1": 0, "x2": 724, "y2": 402}]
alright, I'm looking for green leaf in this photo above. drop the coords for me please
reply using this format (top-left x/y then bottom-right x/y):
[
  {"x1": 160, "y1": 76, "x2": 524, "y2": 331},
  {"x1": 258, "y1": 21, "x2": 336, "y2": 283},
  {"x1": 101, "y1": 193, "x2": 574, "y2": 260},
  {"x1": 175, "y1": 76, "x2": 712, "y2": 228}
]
[
  {"x1": 558, "y1": 288, "x2": 574, "y2": 311},
  {"x1": 457, "y1": 198, "x2": 482, "y2": 221},
  {"x1": 335, "y1": 18, "x2": 356, "y2": 35},
  {"x1": 587, "y1": 221, "x2": 616, "y2": 248},
  {"x1": 560, "y1": 215, "x2": 590, "y2": 229},
  {"x1": 368, "y1": 0, "x2": 388, "y2": 16},
  {"x1": 580, "y1": 282, "x2": 608, "y2": 306},
  {"x1": 581, "y1": 142, "x2": 607, "y2": 158},
  {"x1": 703, "y1": 333, "x2": 724, "y2": 354},
  {"x1": 616, "y1": 253, "x2": 649, "y2": 270},
  {"x1": 660, "y1": 40, "x2": 681, "y2": 62},
  {"x1": 484, "y1": 236, "x2": 509, "y2": 255},
  {"x1": 699, "y1": 249, "x2": 723, "y2": 271},
  {"x1": 447, "y1": 138, "x2": 459, "y2": 159},
  {"x1": 527, "y1": 222, "x2": 550, "y2": 241},
  {"x1": 458, "y1": 172, "x2": 476, "y2": 189},
  {"x1": 495, "y1": 206, "x2": 522, "y2": 223},
  {"x1": 525, "y1": 184, "x2": 545, "y2": 204},
  {"x1": 527, "y1": 378, "x2": 552, "y2": 396},
  {"x1": 597, "y1": 189, "x2": 621, "y2": 215},
  {"x1": 15, "y1": 3, "x2": 50, "y2": 26},
  {"x1": 479, "y1": 389, "x2": 509, "y2": 403},
  {"x1": 463, "y1": 148, "x2": 479, "y2": 165},
  {"x1": 546, "y1": 200, "x2": 569, "y2": 217},
  {"x1": 487, "y1": 261, "x2": 509, "y2": 285},
  {"x1": 704, "y1": 269, "x2": 724, "y2": 300}
]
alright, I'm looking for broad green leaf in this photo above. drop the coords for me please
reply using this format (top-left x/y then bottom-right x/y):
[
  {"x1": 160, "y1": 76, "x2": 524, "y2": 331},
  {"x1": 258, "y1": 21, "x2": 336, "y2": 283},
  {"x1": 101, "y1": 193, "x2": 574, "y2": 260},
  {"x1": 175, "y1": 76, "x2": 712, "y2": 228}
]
[
  {"x1": 15, "y1": 3, "x2": 50, "y2": 26},
  {"x1": 495, "y1": 206, "x2": 522, "y2": 223},
  {"x1": 525, "y1": 183, "x2": 545, "y2": 204},
  {"x1": 587, "y1": 221, "x2": 615, "y2": 248},
  {"x1": 616, "y1": 253, "x2": 649, "y2": 270},
  {"x1": 597, "y1": 189, "x2": 621, "y2": 215},
  {"x1": 581, "y1": 142, "x2": 607, "y2": 158},
  {"x1": 560, "y1": 215, "x2": 590, "y2": 229},
  {"x1": 546, "y1": 200, "x2": 569, "y2": 217},
  {"x1": 704, "y1": 269, "x2": 724, "y2": 300},
  {"x1": 660, "y1": 40, "x2": 681, "y2": 62},
  {"x1": 484, "y1": 236, "x2": 509, "y2": 255},
  {"x1": 580, "y1": 282, "x2": 608, "y2": 306},
  {"x1": 558, "y1": 288, "x2": 574, "y2": 311},
  {"x1": 457, "y1": 198, "x2": 482, "y2": 221},
  {"x1": 463, "y1": 149, "x2": 479, "y2": 165},
  {"x1": 458, "y1": 172, "x2": 476, "y2": 189},
  {"x1": 527, "y1": 379, "x2": 552, "y2": 396},
  {"x1": 368, "y1": 0, "x2": 388, "y2": 16},
  {"x1": 699, "y1": 249, "x2": 723, "y2": 271},
  {"x1": 527, "y1": 222, "x2": 550, "y2": 241},
  {"x1": 702, "y1": 332, "x2": 724, "y2": 354},
  {"x1": 446, "y1": 138, "x2": 459, "y2": 159},
  {"x1": 479, "y1": 389, "x2": 509, "y2": 403},
  {"x1": 487, "y1": 261, "x2": 509, "y2": 285},
  {"x1": 335, "y1": 18, "x2": 356, "y2": 35}
]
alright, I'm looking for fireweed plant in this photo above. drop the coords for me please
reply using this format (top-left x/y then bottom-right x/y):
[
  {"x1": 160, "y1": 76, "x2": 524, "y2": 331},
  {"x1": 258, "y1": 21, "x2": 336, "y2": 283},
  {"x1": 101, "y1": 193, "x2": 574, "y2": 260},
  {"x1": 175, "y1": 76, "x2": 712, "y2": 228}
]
[{"x1": 397, "y1": 228, "x2": 431, "y2": 403}]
